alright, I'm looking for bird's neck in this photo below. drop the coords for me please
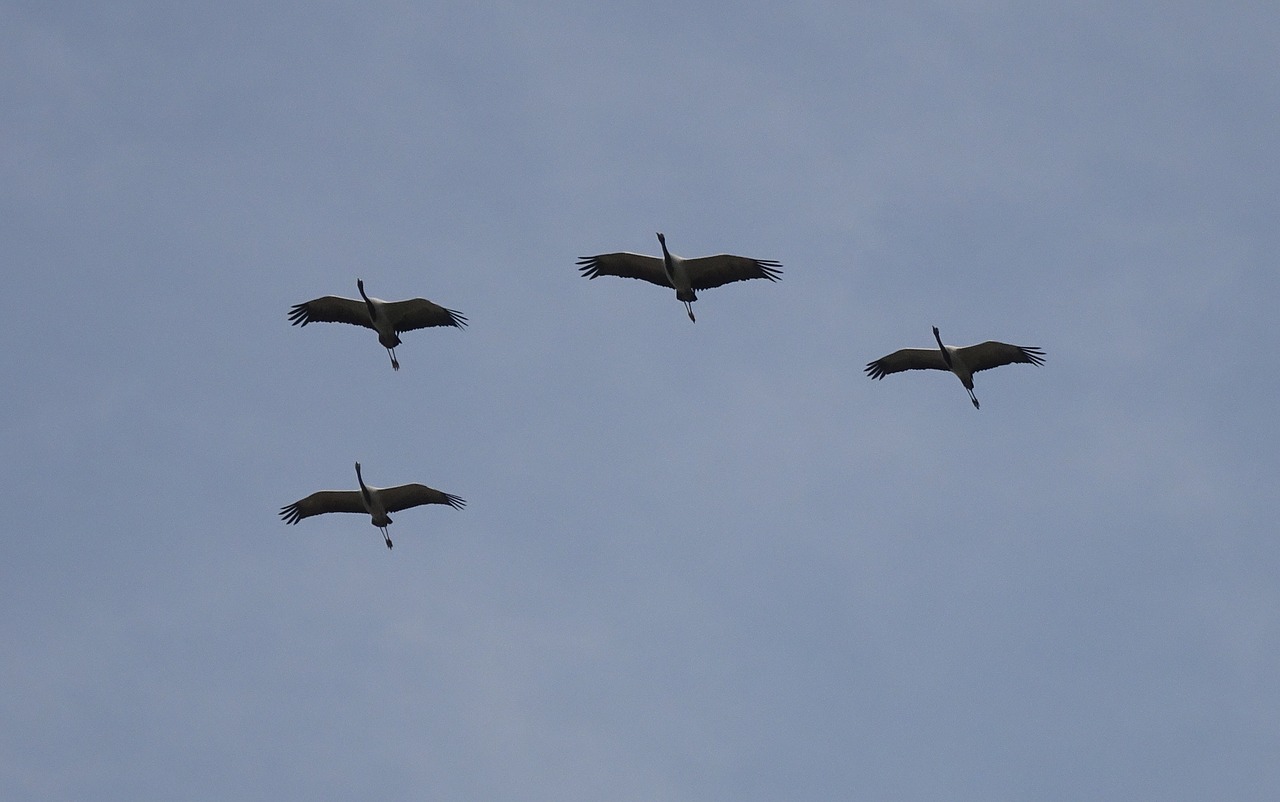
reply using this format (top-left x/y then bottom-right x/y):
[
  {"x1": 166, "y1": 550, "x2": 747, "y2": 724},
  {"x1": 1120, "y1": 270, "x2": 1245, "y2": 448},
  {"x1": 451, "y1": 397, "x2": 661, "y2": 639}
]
[
  {"x1": 934, "y1": 334, "x2": 953, "y2": 369},
  {"x1": 359, "y1": 291, "x2": 379, "y2": 321}
]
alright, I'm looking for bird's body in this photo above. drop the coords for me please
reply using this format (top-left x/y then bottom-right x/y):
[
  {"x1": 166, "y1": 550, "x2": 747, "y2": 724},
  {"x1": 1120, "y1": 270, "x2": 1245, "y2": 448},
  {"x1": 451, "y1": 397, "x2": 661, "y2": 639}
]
[
  {"x1": 288, "y1": 279, "x2": 466, "y2": 370},
  {"x1": 280, "y1": 462, "x2": 465, "y2": 549},
  {"x1": 865, "y1": 326, "x2": 1044, "y2": 409},
  {"x1": 577, "y1": 232, "x2": 781, "y2": 321}
]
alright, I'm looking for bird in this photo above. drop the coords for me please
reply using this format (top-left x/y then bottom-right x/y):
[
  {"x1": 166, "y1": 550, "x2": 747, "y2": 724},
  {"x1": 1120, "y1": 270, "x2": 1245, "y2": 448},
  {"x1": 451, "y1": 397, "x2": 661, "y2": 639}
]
[
  {"x1": 280, "y1": 462, "x2": 465, "y2": 550},
  {"x1": 865, "y1": 326, "x2": 1045, "y2": 409},
  {"x1": 577, "y1": 232, "x2": 782, "y2": 322},
  {"x1": 288, "y1": 279, "x2": 466, "y2": 371}
]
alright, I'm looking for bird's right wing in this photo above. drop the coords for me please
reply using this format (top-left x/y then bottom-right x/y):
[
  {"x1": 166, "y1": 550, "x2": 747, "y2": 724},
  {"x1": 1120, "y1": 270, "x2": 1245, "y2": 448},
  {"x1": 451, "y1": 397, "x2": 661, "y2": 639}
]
[
  {"x1": 385, "y1": 299, "x2": 468, "y2": 332},
  {"x1": 381, "y1": 484, "x2": 467, "y2": 513},
  {"x1": 684, "y1": 254, "x2": 783, "y2": 290},
  {"x1": 280, "y1": 491, "x2": 366, "y2": 524},
  {"x1": 959, "y1": 341, "x2": 1046, "y2": 373},
  {"x1": 865, "y1": 348, "x2": 948, "y2": 379},
  {"x1": 287, "y1": 296, "x2": 372, "y2": 329},
  {"x1": 576, "y1": 252, "x2": 672, "y2": 288}
]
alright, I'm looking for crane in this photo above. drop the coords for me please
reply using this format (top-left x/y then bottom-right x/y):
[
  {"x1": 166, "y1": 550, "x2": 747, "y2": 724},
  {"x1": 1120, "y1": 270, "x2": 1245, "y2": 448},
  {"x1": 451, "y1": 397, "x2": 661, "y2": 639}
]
[
  {"x1": 288, "y1": 279, "x2": 466, "y2": 370},
  {"x1": 865, "y1": 326, "x2": 1044, "y2": 409},
  {"x1": 280, "y1": 462, "x2": 465, "y2": 549},
  {"x1": 577, "y1": 232, "x2": 781, "y2": 321}
]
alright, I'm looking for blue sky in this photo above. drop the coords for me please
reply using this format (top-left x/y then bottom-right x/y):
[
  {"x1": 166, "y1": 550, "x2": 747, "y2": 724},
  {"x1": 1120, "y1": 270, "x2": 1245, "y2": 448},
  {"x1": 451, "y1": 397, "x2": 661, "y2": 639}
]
[{"x1": 4, "y1": 2, "x2": 1279, "y2": 799}]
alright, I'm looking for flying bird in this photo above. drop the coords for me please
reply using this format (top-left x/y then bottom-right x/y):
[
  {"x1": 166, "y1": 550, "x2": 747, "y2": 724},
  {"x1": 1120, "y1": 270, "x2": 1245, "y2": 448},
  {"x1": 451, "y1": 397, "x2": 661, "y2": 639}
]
[
  {"x1": 577, "y1": 232, "x2": 781, "y2": 321},
  {"x1": 280, "y1": 462, "x2": 465, "y2": 550},
  {"x1": 288, "y1": 279, "x2": 466, "y2": 371},
  {"x1": 865, "y1": 326, "x2": 1044, "y2": 409}
]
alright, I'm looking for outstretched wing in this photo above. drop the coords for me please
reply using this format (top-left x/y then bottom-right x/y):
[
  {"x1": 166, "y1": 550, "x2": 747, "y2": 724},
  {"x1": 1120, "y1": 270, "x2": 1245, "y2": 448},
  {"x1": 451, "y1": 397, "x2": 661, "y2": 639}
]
[
  {"x1": 280, "y1": 490, "x2": 366, "y2": 524},
  {"x1": 380, "y1": 483, "x2": 466, "y2": 513},
  {"x1": 684, "y1": 254, "x2": 783, "y2": 290},
  {"x1": 865, "y1": 348, "x2": 949, "y2": 380},
  {"x1": 288, "y1": 296, "x2": 372, "y2": 329},
  {"x1": 385, "y1": 299, "x2": 468, "y2": 332},
  {"x1": 576, "y1": 252, "x2": 671, "y2": 288},
  {"x1": 957, "y1": 342, "x2": 1046, "y2": 373}
]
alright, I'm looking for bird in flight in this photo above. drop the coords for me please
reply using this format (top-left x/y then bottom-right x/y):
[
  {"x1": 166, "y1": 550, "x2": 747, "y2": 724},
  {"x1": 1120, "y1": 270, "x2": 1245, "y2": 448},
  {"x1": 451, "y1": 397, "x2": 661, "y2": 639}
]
[
  {"x1": 289, "y1": 279, "x2": 466, "y2": 370},
  {"x1": 865, "y1": 326, "x2": 1044, "y2": 409},
  {"x1": 280, "y1": 462, "x2": 465, "y2": 550},
  {"x1": 577, "y1": 232, "x2": 781, "y2": 322}
]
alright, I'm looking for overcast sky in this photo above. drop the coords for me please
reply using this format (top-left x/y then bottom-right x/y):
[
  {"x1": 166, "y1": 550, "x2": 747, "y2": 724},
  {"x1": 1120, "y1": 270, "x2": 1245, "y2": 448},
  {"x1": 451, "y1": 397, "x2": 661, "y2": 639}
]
[{"x1": 4, "y1": 2, "x2": 1279, "y2": 799}]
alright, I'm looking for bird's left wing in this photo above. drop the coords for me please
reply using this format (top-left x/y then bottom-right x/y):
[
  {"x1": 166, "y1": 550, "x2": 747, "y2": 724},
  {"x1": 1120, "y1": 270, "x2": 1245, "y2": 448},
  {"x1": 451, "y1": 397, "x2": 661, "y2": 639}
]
[
  {"x1": 385, "y1": 299, "x2": 468, "y2": 332},
  {"x1": 684, "y1": 254, "x2": 783, "y2": 290},
  {"x1": 381, "y1": 484, "x2": 467, "y2": 513},
  {"x1": 287, "y1": 296, "x2": 371, "y2": 329},
  {"x1": 280, "y1": 490, "x2": 366, "y2": 524},
  {"x1": 959, "y1": 342, "x2": 1046, "y2": 373},
  {"x1": 576, "y1": 252, "x2": 671, "y2": 288}
]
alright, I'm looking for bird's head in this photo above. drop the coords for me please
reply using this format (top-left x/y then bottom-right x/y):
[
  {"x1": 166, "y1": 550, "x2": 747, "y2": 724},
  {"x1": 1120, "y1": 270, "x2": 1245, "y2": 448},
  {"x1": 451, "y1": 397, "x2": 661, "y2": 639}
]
[{"x1": 655, "y1": 232, "x2": 666, "y2": 245}]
